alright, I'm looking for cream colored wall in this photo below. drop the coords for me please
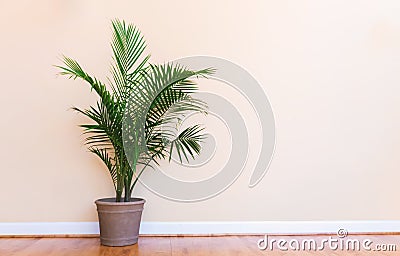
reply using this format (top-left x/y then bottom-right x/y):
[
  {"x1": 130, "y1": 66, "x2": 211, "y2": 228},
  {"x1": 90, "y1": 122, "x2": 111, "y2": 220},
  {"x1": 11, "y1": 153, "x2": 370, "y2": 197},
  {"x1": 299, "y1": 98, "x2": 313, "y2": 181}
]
[{"x1": 1, "y1": 0, "x2": 400, "y2": 222}]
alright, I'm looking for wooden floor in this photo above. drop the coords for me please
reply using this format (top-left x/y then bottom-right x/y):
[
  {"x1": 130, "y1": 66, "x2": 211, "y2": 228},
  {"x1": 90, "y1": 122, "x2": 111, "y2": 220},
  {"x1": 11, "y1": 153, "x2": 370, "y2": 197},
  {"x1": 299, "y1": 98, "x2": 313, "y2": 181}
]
[{"x1": 0, "y1": 235, "x2": 399, "y2": 255}]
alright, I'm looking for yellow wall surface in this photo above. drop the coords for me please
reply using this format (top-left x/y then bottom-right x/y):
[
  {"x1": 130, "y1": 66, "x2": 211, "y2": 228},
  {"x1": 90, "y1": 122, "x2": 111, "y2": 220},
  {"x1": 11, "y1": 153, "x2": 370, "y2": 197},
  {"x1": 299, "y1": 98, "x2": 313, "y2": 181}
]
[{"x1": 1, "y1": 0, "x2": 400, "y2": 222}]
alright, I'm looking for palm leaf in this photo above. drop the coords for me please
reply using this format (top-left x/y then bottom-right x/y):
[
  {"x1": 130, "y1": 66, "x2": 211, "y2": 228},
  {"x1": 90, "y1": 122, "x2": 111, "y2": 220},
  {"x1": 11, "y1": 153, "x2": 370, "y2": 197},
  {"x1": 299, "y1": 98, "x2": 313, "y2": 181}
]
[
  {"x1": 110, "y1": 19, "x2": 149, "y2": 101},
  {"x1": 90, "y1": 147, "x2": 118, "y2": 187},
  {"x1": 168, "y1": 125, "x2": 205, "y2": 163}
]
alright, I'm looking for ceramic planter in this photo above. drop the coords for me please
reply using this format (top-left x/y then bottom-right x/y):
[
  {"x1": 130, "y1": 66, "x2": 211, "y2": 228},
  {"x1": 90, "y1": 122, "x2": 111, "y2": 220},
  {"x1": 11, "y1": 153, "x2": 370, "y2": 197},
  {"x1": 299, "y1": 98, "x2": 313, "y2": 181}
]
[{"x1": 95, "y1": 197, "x2": 145, "y2": 246}]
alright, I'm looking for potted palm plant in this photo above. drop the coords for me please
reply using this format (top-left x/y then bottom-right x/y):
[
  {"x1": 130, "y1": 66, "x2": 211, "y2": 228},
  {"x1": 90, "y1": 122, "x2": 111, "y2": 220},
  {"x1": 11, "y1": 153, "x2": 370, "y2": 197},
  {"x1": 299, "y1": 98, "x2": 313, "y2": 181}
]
[{"x1": 57, "y1": 19, "x2": 213, "y2": 246}]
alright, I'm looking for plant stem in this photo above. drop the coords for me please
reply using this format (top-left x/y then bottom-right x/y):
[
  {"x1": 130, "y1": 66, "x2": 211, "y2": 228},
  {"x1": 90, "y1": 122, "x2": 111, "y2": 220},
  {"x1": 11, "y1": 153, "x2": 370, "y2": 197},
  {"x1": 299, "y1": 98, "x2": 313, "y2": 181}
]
[
  {"x1": 124, "y1": 178, "x2": 130, "y2": 202},
  {"x1": 116, "y1": 167, "x2": 123, "y2": 202},
  {"x1": 116, "y1": 191, "x2": 122, "y2": 202},
  {"x1": 130, "y1": 166, "x2": 146, "y2": 195}
]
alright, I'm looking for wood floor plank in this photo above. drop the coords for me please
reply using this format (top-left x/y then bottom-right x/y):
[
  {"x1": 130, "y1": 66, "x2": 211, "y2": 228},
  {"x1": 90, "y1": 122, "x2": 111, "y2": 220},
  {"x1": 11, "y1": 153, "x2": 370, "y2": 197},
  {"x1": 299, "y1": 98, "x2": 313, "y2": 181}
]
[
  {"x1": 171, "y1": 236, "x2": 210, "y2": 255},
  {"x1": 0, "y1": 238, "x2": 40, "y2": 255},
  {"x1": 136, "y1": 236, "x2": 171, "y2": 256},
  {"x1": 0, "y1": 235, "x2": 399, "y2": 255}
]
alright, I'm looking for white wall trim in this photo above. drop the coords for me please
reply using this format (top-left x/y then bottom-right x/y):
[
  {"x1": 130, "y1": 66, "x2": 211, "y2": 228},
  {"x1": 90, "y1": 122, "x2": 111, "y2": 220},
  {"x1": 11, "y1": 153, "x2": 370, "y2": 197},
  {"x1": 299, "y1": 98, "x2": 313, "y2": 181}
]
[{"x1": 1, "y1": 221, "x2": 400, "y2": 236}]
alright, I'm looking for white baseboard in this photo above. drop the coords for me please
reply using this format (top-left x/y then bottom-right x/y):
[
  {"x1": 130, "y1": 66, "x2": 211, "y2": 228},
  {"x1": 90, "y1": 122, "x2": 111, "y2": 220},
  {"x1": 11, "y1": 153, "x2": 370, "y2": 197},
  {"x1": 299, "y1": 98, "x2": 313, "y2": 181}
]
[{"x1": 1, "y1": 221, "x2": 400, "y2": 236}]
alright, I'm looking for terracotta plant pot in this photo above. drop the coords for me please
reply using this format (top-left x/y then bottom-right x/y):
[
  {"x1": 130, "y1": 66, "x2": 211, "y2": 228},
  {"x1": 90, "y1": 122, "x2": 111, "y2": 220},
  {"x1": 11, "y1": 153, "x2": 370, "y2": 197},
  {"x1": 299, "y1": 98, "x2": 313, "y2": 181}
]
[{"x1": 95, "y1": 198, "x2": 146, "y2": 246}]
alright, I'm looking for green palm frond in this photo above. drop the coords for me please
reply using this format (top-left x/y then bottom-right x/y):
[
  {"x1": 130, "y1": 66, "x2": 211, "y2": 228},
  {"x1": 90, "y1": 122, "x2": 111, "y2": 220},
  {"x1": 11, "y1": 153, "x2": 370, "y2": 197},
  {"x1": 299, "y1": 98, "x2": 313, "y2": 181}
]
[
  {"x1": 129, "y1": 63, "x2": 213, "y2": 109},
  {"x1": 146, "y1": 89, "x2": 207, "y2": 127},
  {"x1": 110, "y1": 19, "x2": 149, "y2": 101},
  {"x1": 56, "y1": 56, "x2": 114, "y2": 105},
  {"x1": 168, "y1": 125, "x2": 205, "y2": 163},
  {"x1": 72, "y1": 100, "x2": 123, "y2": 150},
  {"x1": 128, "y1": 64, "x2": 212, "y2": 127},
  {"x1": 90, "y1": 147, "x2": 118, "y2": 187},
  {"x1": 135, "y1": 65, "x2": 212, "y2": 164}
]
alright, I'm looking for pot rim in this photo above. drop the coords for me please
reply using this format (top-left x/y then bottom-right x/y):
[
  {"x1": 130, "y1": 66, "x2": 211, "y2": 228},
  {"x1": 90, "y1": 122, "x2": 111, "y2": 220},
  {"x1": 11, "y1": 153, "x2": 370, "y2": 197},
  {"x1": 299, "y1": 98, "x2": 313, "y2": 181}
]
[{"x1": 95, "y1": 197, "x2": 146, "y2": 206}]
